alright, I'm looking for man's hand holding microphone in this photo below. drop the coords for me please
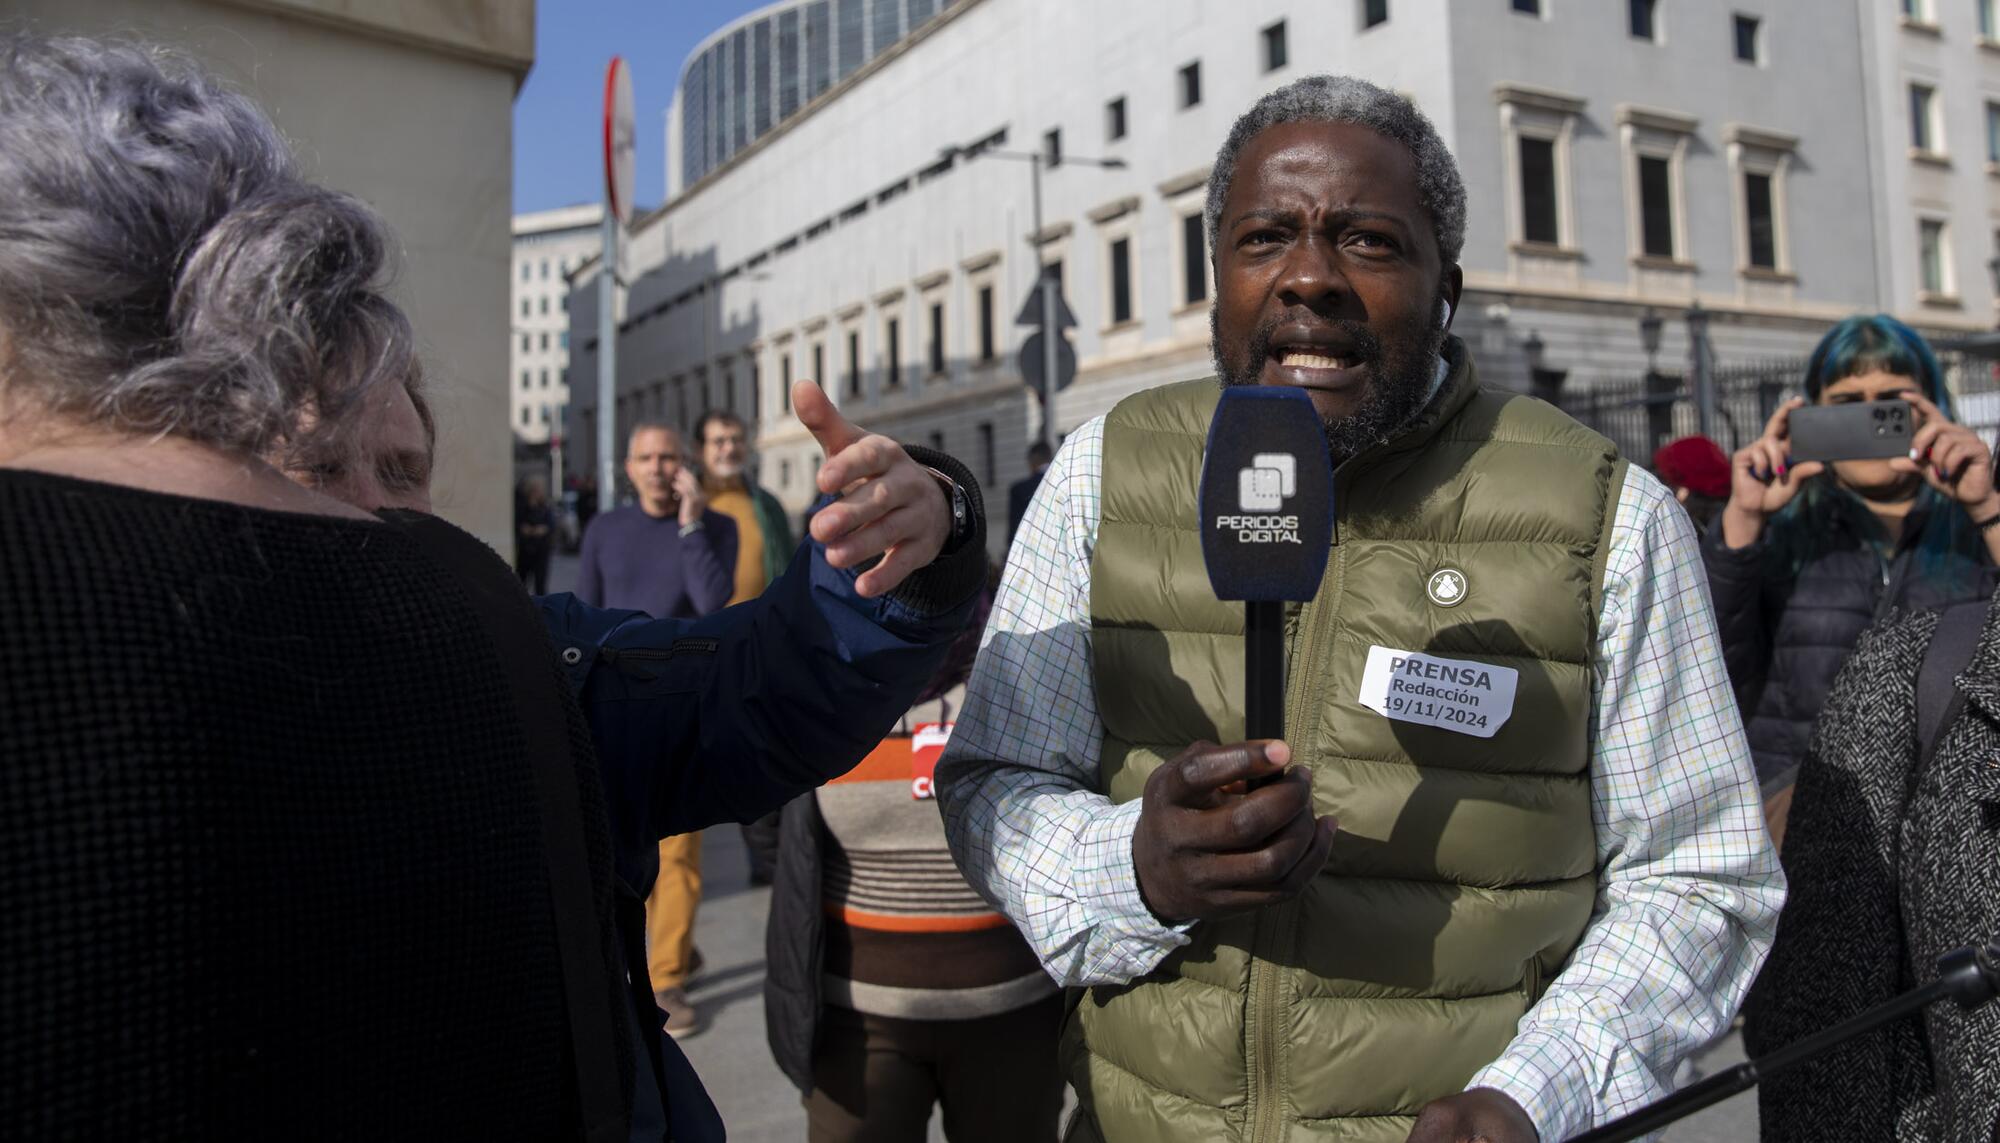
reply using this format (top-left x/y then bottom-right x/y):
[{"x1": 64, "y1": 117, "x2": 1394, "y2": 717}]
[{"x1": 1134, "y1": 739, "x2": 1337, "y2": 923}]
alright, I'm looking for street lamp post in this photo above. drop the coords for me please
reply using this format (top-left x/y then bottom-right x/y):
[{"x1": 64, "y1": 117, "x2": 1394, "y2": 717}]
[
  {"x1": 1638, "y1": 308, "x2": 1664, "y2": 373},
  {"x1": 957, "y1": 144, "x2": 1125, "y2": 457},
  {"x1": 1988, "y1": 254, "x2": 2000, "y2": 329},
  {"x1": 1686, "y1": 302, "x2": 1716, "y2": 438}
]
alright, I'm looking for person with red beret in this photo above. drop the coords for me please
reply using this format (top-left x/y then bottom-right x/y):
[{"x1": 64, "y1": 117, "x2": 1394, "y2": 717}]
[{"x1": 1653, "y1": 435, "x2": 1732, "y2": 530}]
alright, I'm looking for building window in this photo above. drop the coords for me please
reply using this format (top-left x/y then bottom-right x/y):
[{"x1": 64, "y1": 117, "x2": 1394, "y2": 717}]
[
  {"x1": 519, "y1": 370, "x2": 530, "y2": 390},
  {"x1": 884, "y1": 317, "x2": 901, "y2": 388},
  {"x1": 1638, "y1": 155, "x2": 1674, "y2": 258},
  {"x1": 814, "y1": 342, "x2": 826, "y2": 391},
  {"x1": 520, "y1": 262, "x2": 531, "y2": 281},
  {"x1": 1512, "y1": 0, "x2": 1542, "y2": 14},
  {"x1": 1106, "y1": 97, "x2": 1127, "y2": 142},
  {"x1": 540, "y1": 369, "x2": 551, "y2": 388},
  {"x1": 1044, "y1": 128, "x2": 1062, "y2": 168},
  {"x1": 753, "y1": 17, "x2": 773, "y2": 137},
  {"x1": 540, "y1": 332, "x2": 550, "y2": 351},
  {"x1": 1263, "y1": 21, "x2": 1288, "y2": 71},
  {"x1": 1734, "y1": 15, "x2": 1760, "y2": 63},
  {"x1": 1982, "y1": 0, "x2": 1997, "y2": 39},
  {"x1": 540, "y1": 259, "x2": 550, "y2": 280},
  {"x1": 1920, "y1": 219, "x2": 1950, "y2": 294},
  {"x1": 520, "y1": 298, "x2": 529, "y2": 318},
  {"x1": 539, "y1": 296, "x2": 549, "y2": 315},
  {"x1": 928, "y1": 302, "x2": 946, "y2": 375},
  {"x1": 1630, "y1": 0, "x2": 1658, "y2": 40},
  {"x1": 1182, "y1": 212, "x2": 1208, "y2": 305},
  {"x1": 1520, "y1": 136, "x2": 1560, "y2": 245},
  {"x1": 780, "y1": 352, "x2": 793, "y2": 413},
  {"x1": 978, "y1": 422, "x2": 995, "y2": 487},
  {"x1": 836, "y1": 0, "x2": 864, "y2": 79},
  {"x1": 750, "y1": 360, "x2": 762, "y2": 422},
  {"x1": 978, "y1": 284, "x2": 996, "y2": 361},
  {"x1": 1108, "y1": 236, "x2": 1133, "y2": 325},
  {"x1": 1911, "y1": 83, "x2": 1940, "y2": 153},
  {"x1": 1362, "y1": 0, "x2": 1389, "y2": 30},
  {"x1": 723, "y1": 367, "x2": 737, "y2": 413},
  {"x1": 560, "y1": 331, "x2": 569, "y2": 351},
  {"x1": 871, "y1": 0, "x2": 902, "y2": 54},
  {"x1": 1902, "y1": 0, "x2": 1930, "y2": 21},
  {"x1": 1986, "y1": 102, "x2": 2000, "y2": 164},
  {"x1": 846, "y1": 330, "x2": 861, "y2": 397},
  {"x1": 541, "y1": 404, "x2": 552, "y2": 425},
  {"x1": 1179, "y1": 61, "x2": 1201, "y2": 109},
  {"x1": 1744, "y1": 170, "x2": 1778, "y2": 269},
  {"x1": 520, "y1": 333, "x2": 530, "y2": 353}
]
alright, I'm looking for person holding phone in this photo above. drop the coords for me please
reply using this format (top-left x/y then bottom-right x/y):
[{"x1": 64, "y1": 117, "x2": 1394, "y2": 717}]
[{"x1": 1704, "y1": 314, "x2": 2000, "y2": 846}]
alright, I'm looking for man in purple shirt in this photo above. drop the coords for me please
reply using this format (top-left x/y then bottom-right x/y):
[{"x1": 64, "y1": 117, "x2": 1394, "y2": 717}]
[
  {"x1": 576, "y1": 422, "x2": 736, "y2": 621},
  {"x1": 576, "y1": 420, "x2": 737, "y2": 1038}
]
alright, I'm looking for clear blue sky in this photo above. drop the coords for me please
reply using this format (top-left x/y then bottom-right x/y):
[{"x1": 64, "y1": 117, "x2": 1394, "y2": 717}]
[{"x1": 512, "y1": 0, "x2": 769, "y2": 216}]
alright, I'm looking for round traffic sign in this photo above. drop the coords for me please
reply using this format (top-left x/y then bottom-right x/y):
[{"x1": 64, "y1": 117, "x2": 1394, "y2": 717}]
[{"x1": 603, "y1": 57, "x2": 635, "y2": 226}]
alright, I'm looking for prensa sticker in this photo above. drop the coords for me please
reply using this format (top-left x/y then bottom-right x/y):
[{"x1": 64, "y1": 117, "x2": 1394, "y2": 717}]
[{"x1": 1358, "y1": 645, "x2": 1518, "y2": 739}]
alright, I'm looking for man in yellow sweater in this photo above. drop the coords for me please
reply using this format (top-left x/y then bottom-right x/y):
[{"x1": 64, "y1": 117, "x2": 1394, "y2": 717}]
[{"x1": 697, "y1": 409, "x2": 798, "y2": 884}]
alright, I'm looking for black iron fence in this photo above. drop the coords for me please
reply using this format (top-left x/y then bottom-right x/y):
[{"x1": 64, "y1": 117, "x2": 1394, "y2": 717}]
[{"x1": 1555, "y1": 340, "x2": 2000, "y2": 463}]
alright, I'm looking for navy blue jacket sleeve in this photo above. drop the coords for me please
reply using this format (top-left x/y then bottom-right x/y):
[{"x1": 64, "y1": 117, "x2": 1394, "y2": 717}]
[
  {"x1": 680, "y1": 508, "x2": 736, "y2": 615},
  {"x1": 540, "y1": 445, "x2": 986, "y2": 893}
]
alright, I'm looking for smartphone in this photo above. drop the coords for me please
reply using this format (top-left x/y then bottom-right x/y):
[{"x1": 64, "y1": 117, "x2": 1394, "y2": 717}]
[{"x1": 1787, "y1": 400, "x2": 1914, "y2": 464}]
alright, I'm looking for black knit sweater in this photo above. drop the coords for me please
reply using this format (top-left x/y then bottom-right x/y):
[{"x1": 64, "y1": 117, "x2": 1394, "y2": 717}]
[{"x1": 0, "y1": 469, "x2": 628, "y2": 1140}]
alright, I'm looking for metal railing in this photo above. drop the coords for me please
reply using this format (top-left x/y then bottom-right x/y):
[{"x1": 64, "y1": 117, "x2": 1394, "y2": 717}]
[{"x1": 1554, "y1": 341, "x2": 2000, "y2": 461}]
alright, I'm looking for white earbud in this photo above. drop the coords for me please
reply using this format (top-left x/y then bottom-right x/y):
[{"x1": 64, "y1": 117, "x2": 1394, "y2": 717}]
[{"x1": 1439, "y1": 297, "x2": 1453, "y2": 329}]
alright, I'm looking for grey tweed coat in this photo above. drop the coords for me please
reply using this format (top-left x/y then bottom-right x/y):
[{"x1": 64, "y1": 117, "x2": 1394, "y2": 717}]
[{"x1": 1750, "y1": 603, "x2": 2000, "y2": 1142}]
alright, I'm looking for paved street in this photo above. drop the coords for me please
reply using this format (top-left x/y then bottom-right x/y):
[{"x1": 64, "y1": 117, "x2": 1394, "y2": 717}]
[{"x1": 552, "y1": 552, "x2": 1760, "y2": 1141}]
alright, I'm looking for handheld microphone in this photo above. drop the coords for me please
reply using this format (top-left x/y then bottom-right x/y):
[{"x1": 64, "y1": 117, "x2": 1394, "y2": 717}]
[{"x1": 1198, "y1": 386, "x2": 1336, "y2": 747}]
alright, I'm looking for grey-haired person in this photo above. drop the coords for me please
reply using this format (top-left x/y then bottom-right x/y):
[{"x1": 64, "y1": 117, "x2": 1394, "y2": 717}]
[
  {"x1": 936, "y1": 75, "x2": 1782, "y2": 1143},
  {"x1": 0, "y1": 34, "x2": 986, "y2": 1143}
]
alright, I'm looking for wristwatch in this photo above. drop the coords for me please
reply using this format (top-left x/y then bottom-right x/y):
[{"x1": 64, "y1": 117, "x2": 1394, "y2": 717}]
[{"x1": 924, "y1": 466, "x2": 974, "y2": 552}]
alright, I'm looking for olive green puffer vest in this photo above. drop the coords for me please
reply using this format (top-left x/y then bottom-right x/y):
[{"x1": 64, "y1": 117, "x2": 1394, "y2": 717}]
[{"x1": 1067, "y1": 348, "x2": 1626, "y2": 1143}]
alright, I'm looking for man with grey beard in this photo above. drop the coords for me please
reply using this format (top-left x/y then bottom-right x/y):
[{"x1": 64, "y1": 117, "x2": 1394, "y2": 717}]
[{"x1": 936, "y1": 75, "x2": 1781, "y2": 1143}]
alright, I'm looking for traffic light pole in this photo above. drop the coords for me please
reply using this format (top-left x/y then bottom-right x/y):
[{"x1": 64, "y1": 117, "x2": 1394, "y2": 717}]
[{"x1": 1030, "y1": 154, "x2": 1058, "y2": 459}]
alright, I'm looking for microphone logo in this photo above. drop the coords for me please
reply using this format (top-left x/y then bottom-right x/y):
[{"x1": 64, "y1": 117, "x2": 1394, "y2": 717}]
[
  {"x1": 1219, "y1": 451, "x2": 1302, "y2": 544},
  {"x1": 1237, "y1": 453, "x2": 1297, "y2": 511}
]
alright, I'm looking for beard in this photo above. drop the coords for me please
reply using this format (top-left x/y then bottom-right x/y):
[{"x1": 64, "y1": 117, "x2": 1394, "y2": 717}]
[{"x1": 1212, "y1": 294, "x2": 1450, "y2": 464}]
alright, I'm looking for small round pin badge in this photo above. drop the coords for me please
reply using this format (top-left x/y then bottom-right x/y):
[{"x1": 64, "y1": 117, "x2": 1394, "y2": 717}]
[{"x1": 1427, "y1": 568, "x2": 1468, "y2": 608}]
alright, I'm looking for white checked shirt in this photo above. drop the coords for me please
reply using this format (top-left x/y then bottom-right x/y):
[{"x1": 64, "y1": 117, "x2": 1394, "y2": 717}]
[{"x1": 935, "y1": 413, "x2": 1786, "y2": 1143}]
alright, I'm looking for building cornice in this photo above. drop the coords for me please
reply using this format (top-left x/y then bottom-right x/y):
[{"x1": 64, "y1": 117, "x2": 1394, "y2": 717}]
[
  {"x1": 1028, "y1": 221, "x2": 1073, "y2": 247},
  {"x1": 1492, "y1": 83, "x2": 1586, "y2": 116},
  {"x1": 1616, "y1": 103, "x2": 1700, "y2": 135},
  {"x1": 1088, "y1": 196, "x2": 1141, "y2": 225},
  {"x1": 1724, "y1": 123, "x2": 1801, "y2": 153}
]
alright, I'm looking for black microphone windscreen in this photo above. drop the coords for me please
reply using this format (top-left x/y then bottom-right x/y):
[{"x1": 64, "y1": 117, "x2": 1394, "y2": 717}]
[{"x1": 1198, "y1": 386, "x2": 1335, "y2": 602}]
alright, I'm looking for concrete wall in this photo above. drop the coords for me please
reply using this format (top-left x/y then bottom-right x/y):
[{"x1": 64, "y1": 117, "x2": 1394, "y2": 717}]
[{"x1": 5, "y1": 0, "x2": 532, "y2": 552}]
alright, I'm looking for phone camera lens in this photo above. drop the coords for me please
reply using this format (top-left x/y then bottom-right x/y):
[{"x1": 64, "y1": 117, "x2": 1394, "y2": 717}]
[{"x1": 1873, "y1": 407, "x2": 1888, "y2": 421}]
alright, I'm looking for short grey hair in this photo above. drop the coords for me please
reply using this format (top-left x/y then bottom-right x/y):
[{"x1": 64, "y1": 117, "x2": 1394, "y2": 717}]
[
  {"x1": 0, "y1": 34, "x2": 415, "y2": 455},
  {"x1": 1205, "y1": 75, "x2": 1467, "y2": 268}
]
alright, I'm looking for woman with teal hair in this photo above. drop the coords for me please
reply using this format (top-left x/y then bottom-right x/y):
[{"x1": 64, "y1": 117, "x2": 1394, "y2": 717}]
[{"x1": 1703, "y1": 314, "x2": 1999, "y2": 844}]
